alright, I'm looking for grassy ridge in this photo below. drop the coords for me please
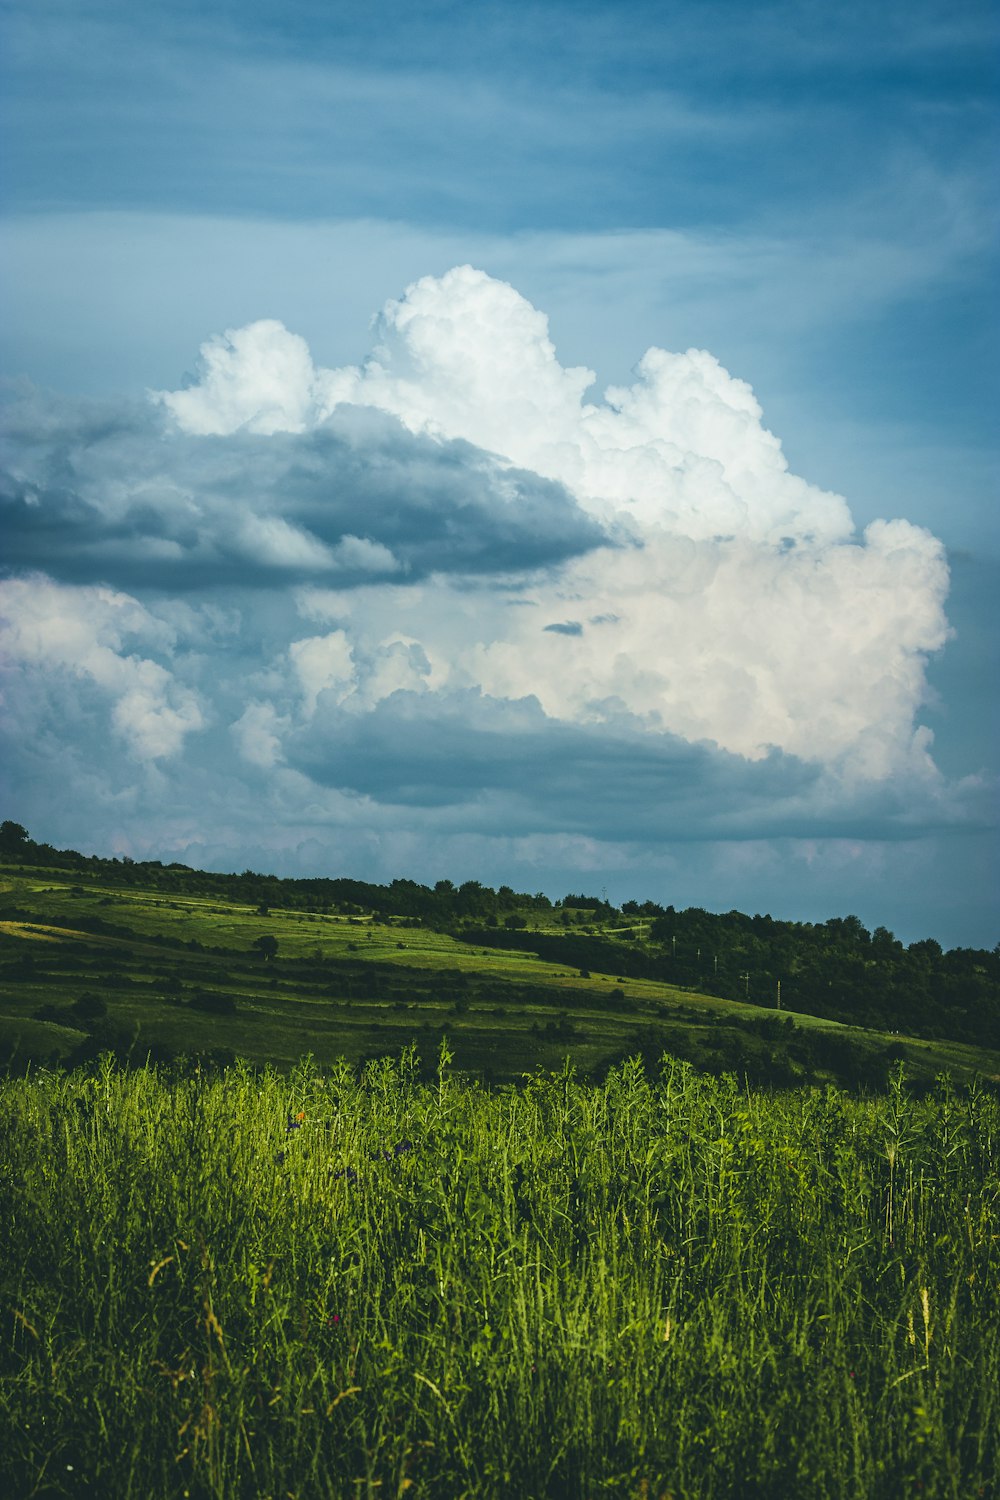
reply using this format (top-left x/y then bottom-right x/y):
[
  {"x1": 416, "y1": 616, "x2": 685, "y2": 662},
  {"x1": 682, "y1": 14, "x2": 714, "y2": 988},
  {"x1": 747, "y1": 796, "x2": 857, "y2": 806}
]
[
  {"x1": 1, "y1": 1053, "x2": 997, "y2": 1498},
  {"x1": 5, "y1": 823, "x2": 994, "y2": 1049},
  {"x1": 2, "y1": 861, "x2": 998, "y2": 1089}
]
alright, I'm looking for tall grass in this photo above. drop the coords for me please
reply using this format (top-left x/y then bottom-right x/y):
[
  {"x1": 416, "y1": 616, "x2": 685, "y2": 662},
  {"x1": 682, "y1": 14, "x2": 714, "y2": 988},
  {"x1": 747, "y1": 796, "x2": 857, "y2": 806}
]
[{"x1": 1, "y1": 1049, "x2": 997, "y2": 1498}]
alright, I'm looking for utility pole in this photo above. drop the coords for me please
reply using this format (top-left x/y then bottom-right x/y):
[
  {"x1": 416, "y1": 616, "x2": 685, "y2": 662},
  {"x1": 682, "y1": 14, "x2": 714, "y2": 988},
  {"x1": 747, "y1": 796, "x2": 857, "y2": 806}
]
[
  {"x1": 776, "y1": 978, "x2": 781, "y2": 1011},
  {"x1": 740, "y1": 971, "x2": 750, "y2": 1001}
]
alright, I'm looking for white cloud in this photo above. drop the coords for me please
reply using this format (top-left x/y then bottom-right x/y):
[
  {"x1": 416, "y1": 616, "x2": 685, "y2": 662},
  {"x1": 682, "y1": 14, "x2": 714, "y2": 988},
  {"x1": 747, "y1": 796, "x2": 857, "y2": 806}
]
[
  {"x1": 288, "y1": 628, "x2": 442, "y2": 716},
  {"x1": 357, "y1": 267, "x2": 854, "y2": 544},
  {"x1": 156, "y1": 267, "x2": 948, "y2": 779},
  {"x1": 288, "y1": 630, "x2": 356, "y2": 714},
  {"x1": 470, "y1": 519, "x2": 950, "y2": 775},
  {"x1": 231, "y1": 700, "x2": 288, "y2": 768},
  {"x1": 0, "y1": 575, "x2": 204, "y2": 760},
  {"x1": 154, "y1": 319, "x2": 337, "y2": 436},
  {"x1": 159, "y1": 265, "x2": 853, "y2": 545},
  {"x1": 359, "y1": 637, "x2": 436, "y2": 707}
]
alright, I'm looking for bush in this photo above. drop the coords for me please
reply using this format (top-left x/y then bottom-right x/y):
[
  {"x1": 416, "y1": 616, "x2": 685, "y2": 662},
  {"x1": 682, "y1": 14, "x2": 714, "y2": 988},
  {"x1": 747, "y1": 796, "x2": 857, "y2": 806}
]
[{"x1": 71, "y1": 992, "x2": 108, "y2": 1022}]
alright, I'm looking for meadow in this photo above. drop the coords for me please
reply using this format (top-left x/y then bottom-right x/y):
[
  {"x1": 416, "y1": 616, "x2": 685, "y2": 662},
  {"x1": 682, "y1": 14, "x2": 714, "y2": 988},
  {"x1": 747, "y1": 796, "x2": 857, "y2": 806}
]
[
  {"x1": 2, "y1": 853, "x2": 996, "y2": 1090},
  {"x1": 2, "y1": 844, "x2": 998, "y2": 1496},
  {"x1": 1, "y1": 1050, "x2": 997, "y2": 1499}
]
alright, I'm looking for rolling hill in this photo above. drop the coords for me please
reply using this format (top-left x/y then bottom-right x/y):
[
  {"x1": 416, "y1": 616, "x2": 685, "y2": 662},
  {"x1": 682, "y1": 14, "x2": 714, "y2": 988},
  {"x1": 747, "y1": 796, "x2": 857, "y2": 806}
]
[{"x1": 1, "y1": 823, "x2": 996, "y2": 1089}]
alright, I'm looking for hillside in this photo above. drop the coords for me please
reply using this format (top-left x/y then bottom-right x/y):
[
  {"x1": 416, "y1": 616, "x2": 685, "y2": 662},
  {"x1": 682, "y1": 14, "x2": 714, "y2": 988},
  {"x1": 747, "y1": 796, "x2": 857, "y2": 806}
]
[{"x1": 0, "y1": 821, "x2": 997, "y2": 1088}]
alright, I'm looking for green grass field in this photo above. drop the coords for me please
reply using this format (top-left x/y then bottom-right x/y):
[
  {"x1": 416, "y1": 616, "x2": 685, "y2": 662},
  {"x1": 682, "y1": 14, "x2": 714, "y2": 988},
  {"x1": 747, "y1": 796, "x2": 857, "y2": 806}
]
[
  {"x1": 2, "y1": 860, "x2": 997, "y2": 1089},
  {"x1": 1, "y1": 1053, "x2": 997, "y2": 1498},
  {"x1": 1, "y1": 857, "x2": 999, "y2": 1496}
]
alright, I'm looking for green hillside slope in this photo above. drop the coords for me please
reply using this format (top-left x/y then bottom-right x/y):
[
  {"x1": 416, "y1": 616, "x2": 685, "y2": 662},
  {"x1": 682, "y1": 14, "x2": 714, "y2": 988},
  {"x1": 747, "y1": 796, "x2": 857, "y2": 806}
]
[{"x1": 1, "y1": 828, "x2": 997, "y2": 1088}]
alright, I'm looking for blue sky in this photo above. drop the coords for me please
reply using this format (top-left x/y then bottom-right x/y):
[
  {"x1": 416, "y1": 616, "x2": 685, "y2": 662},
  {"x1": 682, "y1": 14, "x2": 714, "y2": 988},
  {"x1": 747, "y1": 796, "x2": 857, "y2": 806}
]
[{"x1": 1, "y1": 0, "x2": 997, "y2": 945}]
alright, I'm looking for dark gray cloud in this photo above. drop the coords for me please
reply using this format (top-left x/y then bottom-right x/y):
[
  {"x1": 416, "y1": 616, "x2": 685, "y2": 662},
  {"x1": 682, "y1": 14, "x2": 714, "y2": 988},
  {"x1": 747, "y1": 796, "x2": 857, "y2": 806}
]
[
  {"x1": 283, "y1": 686, "x2": 988, "y2": 845},
  {"x1": 0, "y1": 384, "x2": 608, "y2": 590}
]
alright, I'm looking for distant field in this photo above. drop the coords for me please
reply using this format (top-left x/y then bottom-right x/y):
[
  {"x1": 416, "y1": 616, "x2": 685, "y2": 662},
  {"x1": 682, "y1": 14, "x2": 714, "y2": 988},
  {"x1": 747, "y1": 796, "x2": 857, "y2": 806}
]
[{"x1": 1, "y1": 860, "x2": 997, "y2": 1087}]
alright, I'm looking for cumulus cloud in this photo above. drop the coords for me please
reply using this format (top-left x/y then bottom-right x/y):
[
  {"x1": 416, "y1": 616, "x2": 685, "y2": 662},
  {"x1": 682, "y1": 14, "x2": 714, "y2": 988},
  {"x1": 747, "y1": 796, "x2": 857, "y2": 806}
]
[
  {"x1": 0, "y1": 575, "x2": 204, "y2": 760},
  {"x1": 469, "y1": 519, "x2": 950, "y2": 776},
  {"x1": 1, "y1": 266, "x2": 975, "y2": 935},
  {"x1": 288, "y1": 630, "x2": 356, "y2": 714},
  {"x1": 151, "y1": 266, "x2": 949, "y2": 780},
  {"x1": 158, "y1": 265, "x2": 855, "y2": 544},
  {"x1": 231, "y1": 700, "x2": 289, "y2": 769},
  {"x1": 156, "y1": 319, "x2": 330, "y2": 436}
]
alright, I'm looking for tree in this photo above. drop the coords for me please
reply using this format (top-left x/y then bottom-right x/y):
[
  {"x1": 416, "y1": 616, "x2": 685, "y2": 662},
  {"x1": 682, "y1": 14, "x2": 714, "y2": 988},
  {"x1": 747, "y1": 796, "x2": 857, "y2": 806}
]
[
  {"x1": 872, "y1": 925, "x2": 900, "y2": 953},
  {"x1": 0, "y1": 821, "x2": 29, "y2": 846},
  {"x1": 72, "y1": 992, "x2": 107, "y2": 1022},
  {"x1": 254, "y1": 935, "x2": 278, "y2": 962}
]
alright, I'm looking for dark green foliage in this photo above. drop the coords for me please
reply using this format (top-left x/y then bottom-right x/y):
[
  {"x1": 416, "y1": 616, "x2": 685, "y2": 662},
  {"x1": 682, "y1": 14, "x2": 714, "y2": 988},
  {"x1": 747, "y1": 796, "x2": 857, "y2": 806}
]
[
  {"x1": 71, "y1": 992, "x2": 107, "y2": 1022},
  {"x1": 461, "y1": 914, "x2": 1000, "y2": 1048}
]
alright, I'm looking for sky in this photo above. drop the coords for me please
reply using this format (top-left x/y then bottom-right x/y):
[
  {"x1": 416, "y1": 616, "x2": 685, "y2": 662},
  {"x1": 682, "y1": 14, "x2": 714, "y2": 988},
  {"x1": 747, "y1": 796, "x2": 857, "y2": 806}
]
[{"x1": 1, "y1": 0, "x2": 997, "y2": 947}]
